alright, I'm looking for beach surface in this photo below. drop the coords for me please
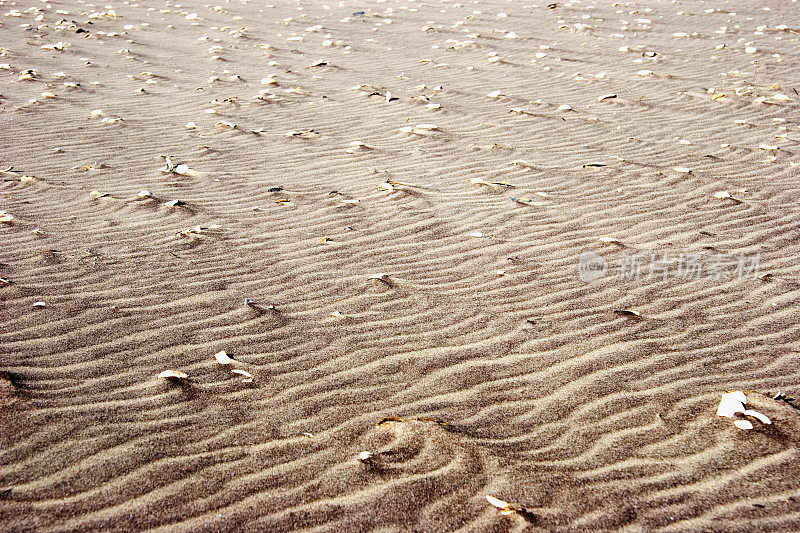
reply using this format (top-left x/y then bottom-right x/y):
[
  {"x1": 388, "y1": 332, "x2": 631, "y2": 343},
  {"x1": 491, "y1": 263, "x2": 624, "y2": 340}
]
[{"x1": 2, "y1": 0, "x2": 800, "y2": 531}]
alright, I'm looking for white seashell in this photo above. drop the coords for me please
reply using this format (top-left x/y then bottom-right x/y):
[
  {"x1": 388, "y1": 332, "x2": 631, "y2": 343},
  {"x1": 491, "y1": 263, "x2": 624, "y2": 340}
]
[
  {"x1": 159, "y1": 370, "x2": 188, "y2": 379},
  {"x1": 214, "y1": 350, "x2": 232, "y2": 365},
  {"x1": 717, "y1": 391, "x2": 747, "y2": 417},
  {"x1": 231, "y1": 369, "x2": 253, "y2": 382},
  {"x1": 741, "y1": 409, "x2": 772, "y2": 425}
]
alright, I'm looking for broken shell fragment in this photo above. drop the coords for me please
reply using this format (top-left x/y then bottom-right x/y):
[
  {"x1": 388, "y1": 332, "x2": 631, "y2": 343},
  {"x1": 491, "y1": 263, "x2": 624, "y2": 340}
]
[
  {"x1": 358, "y1": 451, "x2": 374, "y2": 462},
  {"x1": 716, "y1": 390, "x2": 772, "y2": 430},
  {"x1": 717, "y1": 391, "x2": 747, "y2": 417},
  {"x1": 231, "y1": 369, "x2": 253, "y2": 383},
  {"x1": 469, "y1": 177, "x2": 513, "y2": 187},
  {"x1": 214, "y1": 350, "x2": 232, "y2": 365},
  {"x1": 159, "y1": 370, "x2": 188, "y2": 380},
  {"x1": 486, "y1": 495, "x2": 521, "y2": 515},
  {"x1": 742, "y1": 409, "x2": 772, "y2": 425}
]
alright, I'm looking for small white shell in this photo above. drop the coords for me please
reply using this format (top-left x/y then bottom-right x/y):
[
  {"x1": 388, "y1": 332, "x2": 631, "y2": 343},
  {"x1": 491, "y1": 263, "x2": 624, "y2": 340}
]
[
  {"x1": 214, "y1": 350, "x2": 232, "y2": 365},
  {"x1": 231, "y1": 369, "x2": 253, "y2": 382},
  {"x1": 717, "y1": 391, "x2": 747, "y2": 417},
  {"x1": 159, "y1": 370, "x2": 188, "y2": 379},
  {"x1": 486, "y1": 495, "x2": 511, "y2": 510},
  {"x1": 742, "y1": 409, "x2": 772, "y2": 425}
]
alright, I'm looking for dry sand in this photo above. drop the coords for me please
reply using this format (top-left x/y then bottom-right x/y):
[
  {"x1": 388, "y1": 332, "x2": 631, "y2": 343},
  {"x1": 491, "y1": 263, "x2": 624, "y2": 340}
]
[{"x1": 2, "y1": 0, "x2": 800, "y2": 531}]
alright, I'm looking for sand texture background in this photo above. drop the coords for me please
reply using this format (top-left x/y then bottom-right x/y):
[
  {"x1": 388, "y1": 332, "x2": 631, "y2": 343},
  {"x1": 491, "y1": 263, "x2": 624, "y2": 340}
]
[{"x1": 2, "y1": 0, "x2": 800, "y2": 531}]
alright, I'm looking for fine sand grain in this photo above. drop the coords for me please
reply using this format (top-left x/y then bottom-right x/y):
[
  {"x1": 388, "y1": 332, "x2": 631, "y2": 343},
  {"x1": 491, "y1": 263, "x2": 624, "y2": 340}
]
[{"x1": 2, "y1": 0, "x2": 800, "y2": 531}]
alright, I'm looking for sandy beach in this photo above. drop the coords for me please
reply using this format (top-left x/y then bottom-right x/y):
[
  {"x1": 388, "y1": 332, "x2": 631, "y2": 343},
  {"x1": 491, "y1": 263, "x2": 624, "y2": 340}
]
[{"x1": 2, "y1": 0, "x2": 800, "y2": 530}]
